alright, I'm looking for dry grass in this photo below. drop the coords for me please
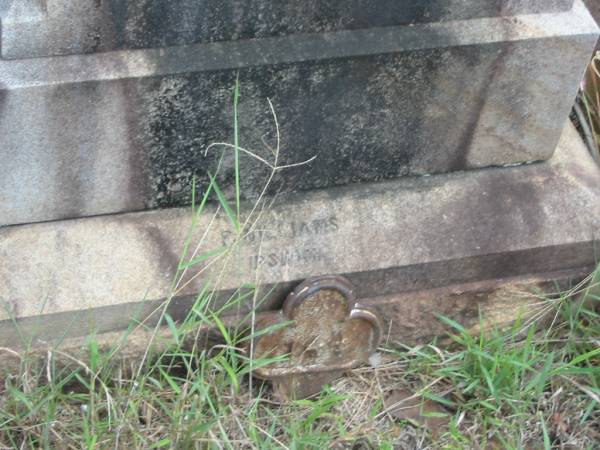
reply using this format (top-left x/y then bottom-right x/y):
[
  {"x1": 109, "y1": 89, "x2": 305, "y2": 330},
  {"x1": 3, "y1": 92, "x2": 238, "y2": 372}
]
[
  {"x1": 577, "y1": 50, "x2": 600, "y2": 162},
  {"x1": 0, "y1": 267, "x2": 598, "y2": 449}
]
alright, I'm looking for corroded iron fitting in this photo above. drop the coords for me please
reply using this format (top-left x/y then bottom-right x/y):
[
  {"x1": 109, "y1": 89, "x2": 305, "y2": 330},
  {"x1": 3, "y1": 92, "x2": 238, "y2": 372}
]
[{"x1": 249, "y1": 275, "x2": 382, "y2": 400}]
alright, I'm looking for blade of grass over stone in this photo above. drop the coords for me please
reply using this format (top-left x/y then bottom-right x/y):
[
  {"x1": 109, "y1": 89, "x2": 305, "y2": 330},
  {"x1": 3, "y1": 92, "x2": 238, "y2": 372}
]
[
  {"x1": 539, "y1": 411, "x2": 552, "y2": 450},
  {"x1": 164, "y1": 314, "x2": 179, "y2": 344},
  {"x1": 88, "y1": 340, "x2": 100, "y2": 373},
  {"x1": 436, "y1": 314, "x2": 469, "y2": 335},
  {"x1": 236, "y1": 354, "x2": 289, "y2": 375},
  {"x1": 215, "y1": 356, "x2": 240, "y2": 394},
  {"x1": 210, "y1": 313, "x2": 234, "y2": 347},
  {"x1": 237, "y1": 320, "x2": 293, "y2": 343},
  {"x1": 175, "y1": 175, "x2": 215, "y2": 286},
  {"x1": 422, "y1": 391, "x2": 456, "y2": 409},
  {"x1": 150, "y1": 438, "x2": 172, "y2": 449},
  {"x1": 191, "y1": 176, "x2": 197, "y2": 215},
  {"x1": 159, "y1": 368, "x2": 181, "y2": 395},
  {"x1": 179, "y1": 245, "x2": 227, "y2": 269},
  {"x1": 189, "y1": 287, "x2": 214, "y2": 323},
  {"x1": 208, "y1": 171, "x2": 239, "y2": 231},
  {"x1": 526, "y1": 351, "x2": 554, "y2": 395},
  {"x1": 233, "y1": 74, "x2": 241, "y2": 223},
  {"x1": 3, "y1": 303, "x2": 26, "y2": 347}
]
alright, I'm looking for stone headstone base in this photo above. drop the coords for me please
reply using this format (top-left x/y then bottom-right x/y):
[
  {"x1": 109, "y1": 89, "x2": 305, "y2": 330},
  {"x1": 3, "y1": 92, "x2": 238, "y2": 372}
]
[
  {"x1": 0, "y1": 269, "x2": 590, "y2": 375},
  {"x1": 0, "y1": 123, "x2": 599, "y2": 349}
]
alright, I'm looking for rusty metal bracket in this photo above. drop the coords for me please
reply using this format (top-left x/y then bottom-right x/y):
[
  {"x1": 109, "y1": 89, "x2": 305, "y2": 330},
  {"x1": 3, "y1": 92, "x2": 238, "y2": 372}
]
[{"x1": 250, "y1": 275, "x2": 382, "y2": 400}]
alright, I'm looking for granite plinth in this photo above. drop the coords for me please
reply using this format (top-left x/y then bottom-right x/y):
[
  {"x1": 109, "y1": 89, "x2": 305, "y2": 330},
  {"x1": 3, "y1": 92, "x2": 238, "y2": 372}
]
[
  {"x1": 1, "y1": 123, "x2": 598, "y2": 347},
  {"x1": 0, "y1": 2, "x2": 597, "y2": 226}
]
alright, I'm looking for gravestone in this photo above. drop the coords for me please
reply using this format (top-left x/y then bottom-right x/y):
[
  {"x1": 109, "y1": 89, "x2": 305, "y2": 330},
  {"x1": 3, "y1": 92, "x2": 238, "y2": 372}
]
[
  {"x1": 1, "y1": 0, "x2": 599, "y2": 377},
  {"x1": 0, "y1": 0, "x2": 597, "y2": 225}
]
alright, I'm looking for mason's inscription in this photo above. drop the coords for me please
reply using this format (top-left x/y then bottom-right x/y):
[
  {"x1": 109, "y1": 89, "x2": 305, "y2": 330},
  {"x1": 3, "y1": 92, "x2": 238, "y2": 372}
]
[
  {"x1": 249, "y1": 246, "x2": 328, "y2": 270},
  {"x1": 221, "y1": 215, "x2": 339, "y2": 246},
  {"x1": 290, "y1": 216, "x2": 339, "y2": 238},
  {"x1": 216, "y1": 215, "x2": 338, "y2": 271}
]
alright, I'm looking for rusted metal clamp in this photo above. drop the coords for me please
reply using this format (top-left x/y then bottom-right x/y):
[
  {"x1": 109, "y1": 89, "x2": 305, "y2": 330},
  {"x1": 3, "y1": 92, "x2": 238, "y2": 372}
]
[{"x1": 249, "y1": 275, "x2": 382, "y2": 400}]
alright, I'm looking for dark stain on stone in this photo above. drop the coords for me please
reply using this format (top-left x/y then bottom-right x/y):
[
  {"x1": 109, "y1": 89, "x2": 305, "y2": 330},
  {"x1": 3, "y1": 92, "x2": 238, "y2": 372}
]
[
  {"x1": 138, "y1": 223, "x2": 180, "y2": 277},
  {"x1": 137, "y1": 17, "x2": 558, "y2": 211},
  {"x1": 341, "y1": 241, "x2": 596, "y2": 301},
  {"x1": 0, "y1": 84, "x2": 6, "y2": 119},
  {"x1": 425, "y1": 169, "x2": 545, "y2": 281},
  {"x1": 106, "y1": 0, "x2": 128, "y2": 49},
  {"x1": 450, "y1": 39, "x2": 513, "y2": 171},
  {"x1": 84, "y1": 26, "x2": 103, "y2": 54},
  {"x1": 119, "y1": 78, "x2": 152, "y2": 211},
  {"x1": 28, "y1": 0, "x2": 572, "y2": 58},
  {"x1": 139, "y1": 41, "x2": 460, "y2": 208},
  {"x1": 48, "y1": 83, "x2": 98, "y2": 220}
]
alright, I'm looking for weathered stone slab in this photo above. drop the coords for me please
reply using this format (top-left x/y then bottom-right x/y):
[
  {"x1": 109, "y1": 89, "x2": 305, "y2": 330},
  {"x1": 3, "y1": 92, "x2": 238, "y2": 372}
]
[
  {"x1": 0, "y1": 271, "x2": 585, "y2": 374},
  {"x1": 0, "y1": 0, "x2": 575, "y2": 59},
  {"x1": 0, "y1": 2, "x2": 597, "y2": 226},
  {"x1": 1, "y1": 123, "x2": 599, "y2": 346}
]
